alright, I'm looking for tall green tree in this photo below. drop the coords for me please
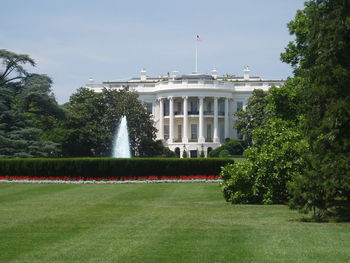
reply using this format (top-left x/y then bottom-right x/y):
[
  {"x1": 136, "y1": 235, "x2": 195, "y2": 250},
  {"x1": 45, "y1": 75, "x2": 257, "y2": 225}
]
[
  {"x1": 0, "y1": 50, "x2": 61, "y2": 157},
  {"x1": 281, "y1": 0, "x2": 350, "y2": 220},
  {"x1": 62, "y1": 87, "x2": 156, "y2": 157},
  {"x1": 234, "y1": 89, "x2": 268, "y2": 145},
  {"x1": 221, "y1": 81, "x2": 307, "y2": 204},
  {"x1": 0, "y1": 49, "x2": 35, "y2": 84}
]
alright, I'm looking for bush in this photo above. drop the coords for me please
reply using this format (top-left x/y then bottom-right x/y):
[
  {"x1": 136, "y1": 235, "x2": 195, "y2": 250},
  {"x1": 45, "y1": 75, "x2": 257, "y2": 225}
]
[
  {"x1": 219, "y1": 150, "x2": 230, "y2": 158},
  {"x1": 209, "y1": 139, "x2": 247, "y2": 157},
  {"x1": 221, "y1": 119, "x2": 307, "y2": 204},
  {"x1": 138, "y1": 139, "x2": 175, "y2": 157},
  {"x1": 221, "y1": 161, "x2": 257, "y2": 203},
  {"x1": 0, "y1": 158, "x2": 234, "y2": 178}
]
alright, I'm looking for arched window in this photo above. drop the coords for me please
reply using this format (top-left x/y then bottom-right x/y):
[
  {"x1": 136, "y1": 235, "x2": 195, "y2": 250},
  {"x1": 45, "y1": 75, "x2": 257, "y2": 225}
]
[
  {"x1": 207, "y1": 147, "x2": 213, "y2": 157},
  {"x1": 175, "y1": 147, "x2": 180, "y2": 158}
]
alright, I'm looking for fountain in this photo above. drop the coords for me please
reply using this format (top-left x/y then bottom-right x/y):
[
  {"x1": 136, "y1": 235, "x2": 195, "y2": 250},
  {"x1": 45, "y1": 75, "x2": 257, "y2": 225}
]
[{"x1": 112, "y1": 116, "x2": 131, "y2": 158}]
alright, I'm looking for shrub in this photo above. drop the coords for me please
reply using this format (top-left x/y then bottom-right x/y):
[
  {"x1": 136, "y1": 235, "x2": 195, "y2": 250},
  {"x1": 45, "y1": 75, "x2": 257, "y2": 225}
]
[
  {"x1": 209, "y1": 139, "x2": 247, "y2": 157},
  {"x1": 0, "y1": 158, "x2": 234, "y2": 178},
  {"x1": 221, "y1": 161, "x2": 257, "y2": 203},
  {"x1": 221, "y1": 119, "x2": 307, "y2": 204},
  {"x1": 219, "y1": 150, "x2": 230, "y2": 158}
]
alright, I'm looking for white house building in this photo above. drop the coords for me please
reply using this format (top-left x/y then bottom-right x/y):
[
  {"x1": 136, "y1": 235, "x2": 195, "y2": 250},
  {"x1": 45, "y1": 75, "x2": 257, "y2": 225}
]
[{"x1": 87, "y1": 67, "x2": 283, "y2": 157}]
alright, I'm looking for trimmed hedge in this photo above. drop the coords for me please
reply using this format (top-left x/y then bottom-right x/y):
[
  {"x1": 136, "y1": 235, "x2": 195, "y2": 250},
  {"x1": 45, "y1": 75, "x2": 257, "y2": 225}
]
[{"x1": 0, "y1": 158, "x2": 234, "y2": 179}]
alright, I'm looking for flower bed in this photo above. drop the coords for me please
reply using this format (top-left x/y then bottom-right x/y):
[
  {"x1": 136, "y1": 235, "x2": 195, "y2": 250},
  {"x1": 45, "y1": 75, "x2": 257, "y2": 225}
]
[
  {"x1": 0, "y1": 175, "x2": 220, "y2": 181},
  {"x1": 0, "y1": 175, "x2": 222, "y2": 184}
]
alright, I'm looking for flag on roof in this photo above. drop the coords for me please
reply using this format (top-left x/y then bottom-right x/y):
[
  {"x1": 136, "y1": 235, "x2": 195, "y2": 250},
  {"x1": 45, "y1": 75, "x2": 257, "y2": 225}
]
[{"x1": 196, "y1": 35, "x2": 203, "y2": 41}]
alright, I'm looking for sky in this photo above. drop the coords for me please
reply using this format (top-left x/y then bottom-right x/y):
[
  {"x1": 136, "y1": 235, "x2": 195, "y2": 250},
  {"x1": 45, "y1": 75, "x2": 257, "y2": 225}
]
[{"x1": 1, "y1": 0, "x2": 306, "y2": 104}]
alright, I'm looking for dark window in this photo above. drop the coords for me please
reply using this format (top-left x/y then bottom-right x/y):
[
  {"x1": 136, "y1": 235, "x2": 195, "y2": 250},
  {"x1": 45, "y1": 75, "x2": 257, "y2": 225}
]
[
  {"x1": 146, "y1": 103, "x2": 152, "y2": 114},
  {"x1": 175, "y1": 147, "x2": 180, "y2": 158},
  {"x1": 190, "y1": 100, "x2": 198, "y2": 113},
  {"x1": 178, "y1": 125, "x2": 182, "y2": 139},
  {"x1": 191, "y1": 124, "x2": 197, "y2": 139},
  {"x1": 207, "y1": 101, "x2": 212, "y2": 112},
  {"x1": 219, "y1": 100, "x2": 225, "y2": 115},
  {"x1": 164, "y1": 125, "x2": 169, "y2": 139},
  {"x1": 177, "y1": 102, "x2": 182, "y2": 114},
  {"x1": 237, "y1": 101, "x2": 243, "y2": 111},
  {"x1": 190, "y1": 150, "x2": 198, "y2": 158},
  {"x1": 207, "y1": 124, "x2": 212, "y2": 139},
  {"x1": 207, "y1": 147, "x2": 213, "y2": 156},
  {"x1": 164, "y1": 101, "x2": 169, "y2": 116}
]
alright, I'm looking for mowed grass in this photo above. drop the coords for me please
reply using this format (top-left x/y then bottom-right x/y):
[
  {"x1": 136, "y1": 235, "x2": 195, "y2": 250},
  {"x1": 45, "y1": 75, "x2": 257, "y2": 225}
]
[{"x1": 0, "y1": 183, "x2": 349, "y2": 263}]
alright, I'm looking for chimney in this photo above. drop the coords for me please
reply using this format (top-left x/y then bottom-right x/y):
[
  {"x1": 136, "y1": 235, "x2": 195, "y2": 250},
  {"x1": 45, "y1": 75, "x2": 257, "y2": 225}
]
[
  {"x1": 87, "y1": 77, "x2": 94, "y2": 86},
  {"x1": 140, "y1": 68, "x2": 147, "y2": 81},
  {"x1": 243, "y1": 66, "x2": 250, "y2": 80},
  {"x1": 171, "y1": 70, "x2": 180, "y2": 80},
  {"x1": 211, "y1": 68, "x2": 218, "y2": 79}
]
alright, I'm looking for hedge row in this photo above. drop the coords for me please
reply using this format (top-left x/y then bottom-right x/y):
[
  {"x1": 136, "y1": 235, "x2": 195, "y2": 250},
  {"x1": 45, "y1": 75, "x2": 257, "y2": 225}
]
[{"x1": 0, "y1": 158, "x2": 234, "y2": 179}]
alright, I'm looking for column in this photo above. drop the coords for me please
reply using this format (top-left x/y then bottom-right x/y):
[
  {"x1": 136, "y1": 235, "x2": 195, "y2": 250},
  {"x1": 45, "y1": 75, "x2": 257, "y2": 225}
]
[
  {"x1": 229, "y1": 99, "x2": 234, "y2": 138},
  {"x1": 169, "y1": 96, "x2": 174, "y2": 143},
  {"x1": 182, "y1": 96, "x2": 188, "y2": 143},
  {"x1": 224, "y1": 98, "x2": 229, "y2": 139},
  {"x1": 158, "y1": 98, "x2": 164, "y2": 140},
  {"x1": 198, "y1": 96, "x2": 205, "y2": 143},
  {"x1": 213, "y1": 97, "x2": 219, "y2": 143}
]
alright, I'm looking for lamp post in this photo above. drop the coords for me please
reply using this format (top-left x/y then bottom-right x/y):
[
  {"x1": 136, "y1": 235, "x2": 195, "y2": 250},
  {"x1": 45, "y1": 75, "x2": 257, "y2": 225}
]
[
  {"x1": 182, "y1": 144, "x2": 187, "y2": 158},
  {"x1": 200, "y1": 144, "x2": 205, "y2": 158}
]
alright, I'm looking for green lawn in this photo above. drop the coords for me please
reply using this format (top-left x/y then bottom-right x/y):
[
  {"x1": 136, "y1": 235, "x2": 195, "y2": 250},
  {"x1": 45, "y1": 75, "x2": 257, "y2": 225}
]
[{"x1": 0, "y1": 183, "x2": 349, "y2": 263}]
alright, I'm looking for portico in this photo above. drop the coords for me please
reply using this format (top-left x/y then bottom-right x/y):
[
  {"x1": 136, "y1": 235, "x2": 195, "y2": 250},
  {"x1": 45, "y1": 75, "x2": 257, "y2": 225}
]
[{"x1": 157, "y1": 96, "x2": 231, "y2": 145}]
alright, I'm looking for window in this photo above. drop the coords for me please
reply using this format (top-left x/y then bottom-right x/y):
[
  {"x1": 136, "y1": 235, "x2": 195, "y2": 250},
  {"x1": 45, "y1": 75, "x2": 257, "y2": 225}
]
[
  {"x1": 207, "y1": 147, "x2": 213, "y2": 156},
  {"x1": 190, "y1": 100, "x2": 198, "y2": 113},
  {"x1": 207, "y1": 124, "x2": 212, "y2": 139},
  {"x1": 207, "y1": 101, "x2": 212, "y2": 112},
  {"x1": 218, "y1": 100, "x2": 225, "y2": 115},
  {"x1": 191, "y1": 124, "x2": 197, "y2": 139},
  {"x1": 146, "y1": 103, "x2": 152, "y2": 114},
  {"x1": 178, "y1": 124, "x2": 182, "y2": 139},
  {"x1": 164, "y1": 125, "x2": 169, "y2": 140},
  {"x1": 190, "y1": 150, "x2": 198, "y2": 158},
  {"x1": 237, "y1": 101, "x2": 243, "y2": 111},
  {"x1": 164, "y1": 101, "x2": 169, "y2": 116},
  {"x1": 176, "y1": 102, "x2": 182, "y2": 115},
  {"x1": 219, "y1": 122, "x2": 224, "y2": 142},
  {"x1": 174, "y1": 147, "x2": 180, "y2": 158},
  {"x1": 237, "y1": 129, "x2": 243, "y2": 140}
]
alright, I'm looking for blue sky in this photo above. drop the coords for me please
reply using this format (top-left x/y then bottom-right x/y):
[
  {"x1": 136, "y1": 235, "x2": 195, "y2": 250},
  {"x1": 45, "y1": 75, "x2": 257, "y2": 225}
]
[{"x1": 1, "y1": 0, "x2": 305, "y2": 103}]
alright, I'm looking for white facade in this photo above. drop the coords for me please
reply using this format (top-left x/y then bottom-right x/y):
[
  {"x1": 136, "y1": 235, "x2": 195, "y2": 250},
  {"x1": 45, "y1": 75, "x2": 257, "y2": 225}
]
[{"x1": 87, "y1": 67, "x2": 283, "y2": 157}]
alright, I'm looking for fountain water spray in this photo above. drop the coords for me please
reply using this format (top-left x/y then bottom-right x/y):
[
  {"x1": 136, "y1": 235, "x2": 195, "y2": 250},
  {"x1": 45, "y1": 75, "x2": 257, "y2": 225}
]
[{"x1": 112, "y1": 116, "x2": 131, "y2": 158}]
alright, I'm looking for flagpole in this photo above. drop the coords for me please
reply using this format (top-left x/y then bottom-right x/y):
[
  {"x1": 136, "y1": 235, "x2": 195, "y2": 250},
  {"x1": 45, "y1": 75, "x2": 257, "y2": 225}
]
[{"x1": 195, "y1": 38, "x2": 198, "y2": 73}]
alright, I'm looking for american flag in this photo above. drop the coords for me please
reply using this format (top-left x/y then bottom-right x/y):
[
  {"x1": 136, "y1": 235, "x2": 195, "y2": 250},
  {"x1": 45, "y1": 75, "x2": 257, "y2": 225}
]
[{"x1": 196, "y1": 35, "x2": 203, "y2": 41}]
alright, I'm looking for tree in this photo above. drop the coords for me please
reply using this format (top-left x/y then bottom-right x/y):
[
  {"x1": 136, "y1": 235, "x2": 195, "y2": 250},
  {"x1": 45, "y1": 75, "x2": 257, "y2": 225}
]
[
  {"x1": 138, "y1": 138, "x2": 175, "y2": 157},
  {"x1": 0, "y1": 50, "x2": 61, "y2": 158},
  {"x1": 62, "y1": 87, "x2": 156, "y2": 157},
  {"x1": 62, "y1": 88, "x2": 109, "y2": 156},
  {"x1": 234, "y1": 89, "x2": 268, "y2": 145},
  {"x1": 101, "y1": 88, "x2": 156, "y2": 156},
  {"x1": 0, "y1": 49, "x2": 35, "y2": 85},
  {"x1": 281, "y1": 0, "x2": 350, "y2": 220},
  {"x1": 221, "y1": 81, "x2": 307, "y2": 204},
  {"x1": 19, "y1": 74, "x2": 65, "y2": 139}
]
